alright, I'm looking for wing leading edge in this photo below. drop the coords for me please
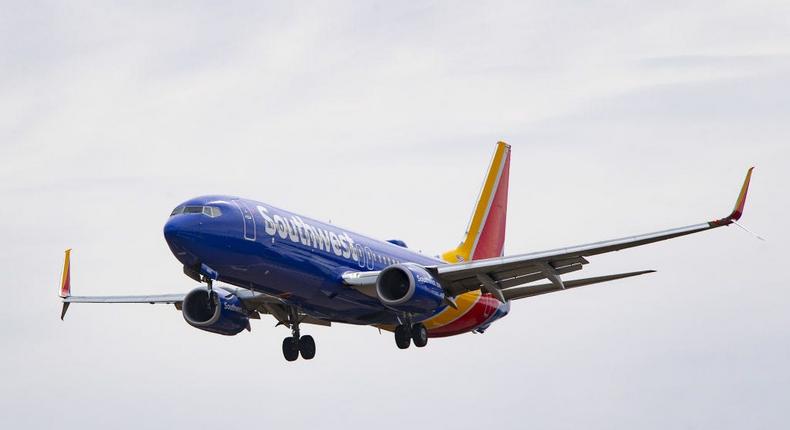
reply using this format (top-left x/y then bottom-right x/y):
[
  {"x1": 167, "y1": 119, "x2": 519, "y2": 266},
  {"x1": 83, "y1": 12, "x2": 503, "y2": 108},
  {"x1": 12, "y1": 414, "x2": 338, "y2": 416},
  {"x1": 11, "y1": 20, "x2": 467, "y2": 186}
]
[
  {"x1": 57, "y1": 250, "x2": 329, "y2": 326},
  {"x1": 344, "y1": 167, "x2": 755, "y2": 301}
]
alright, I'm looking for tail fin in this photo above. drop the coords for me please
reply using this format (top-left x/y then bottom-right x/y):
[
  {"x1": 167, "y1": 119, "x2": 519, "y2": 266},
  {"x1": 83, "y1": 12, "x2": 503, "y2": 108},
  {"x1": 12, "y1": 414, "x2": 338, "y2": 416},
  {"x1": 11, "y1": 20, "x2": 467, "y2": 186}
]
[
  {"x1": 442, "y1": 141, "x2": 511, "y2": 263},
  {"x1": 59, "y1": 249, "x2": 71, "y2": 319}
]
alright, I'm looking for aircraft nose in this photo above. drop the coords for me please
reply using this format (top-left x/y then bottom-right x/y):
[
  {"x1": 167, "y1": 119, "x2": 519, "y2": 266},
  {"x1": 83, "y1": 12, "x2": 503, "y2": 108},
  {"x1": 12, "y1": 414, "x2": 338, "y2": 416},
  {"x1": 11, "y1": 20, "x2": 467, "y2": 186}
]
[
  {"x1": 163, "y1": 216, "x2": 180, "y2": 243},
  {"x1": 163, "y1": 214, "x2": 201, "y2": 247},
  {"x1": 163, "y1": 214, "x2": 204, "y2": 267},
  {"x1": 164, "y1": 199, "x2": 235, "y2": 267}
]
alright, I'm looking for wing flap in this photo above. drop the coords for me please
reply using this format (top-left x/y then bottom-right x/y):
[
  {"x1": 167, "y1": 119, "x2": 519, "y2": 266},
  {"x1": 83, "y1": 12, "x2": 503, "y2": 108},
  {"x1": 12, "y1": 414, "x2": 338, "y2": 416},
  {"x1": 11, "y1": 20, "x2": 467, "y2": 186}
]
[{"x1": 502, "y1": 270, "x2": 656, "y2": 301}]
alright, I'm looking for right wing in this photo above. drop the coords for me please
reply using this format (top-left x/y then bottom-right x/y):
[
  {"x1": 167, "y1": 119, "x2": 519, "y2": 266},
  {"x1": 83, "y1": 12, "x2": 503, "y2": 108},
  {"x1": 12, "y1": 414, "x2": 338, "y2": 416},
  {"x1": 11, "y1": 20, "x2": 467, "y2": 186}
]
[
  {"x1": 432, "y1": 167, "x2": 753, "y2": 299},
  {"x1": 344, "y1": 167, "x2": 754, "y2": 302}
]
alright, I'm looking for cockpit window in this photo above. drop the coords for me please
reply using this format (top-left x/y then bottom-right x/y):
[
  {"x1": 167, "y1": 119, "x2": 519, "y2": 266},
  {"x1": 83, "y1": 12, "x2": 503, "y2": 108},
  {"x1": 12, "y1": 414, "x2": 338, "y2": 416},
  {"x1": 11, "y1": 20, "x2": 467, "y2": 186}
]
[
  {"x1": 170, "y1": 205, "x2": 222, "y2": 217},
  {"x1": 203, "y1": 206, "x2": 222, "y2": 217}
]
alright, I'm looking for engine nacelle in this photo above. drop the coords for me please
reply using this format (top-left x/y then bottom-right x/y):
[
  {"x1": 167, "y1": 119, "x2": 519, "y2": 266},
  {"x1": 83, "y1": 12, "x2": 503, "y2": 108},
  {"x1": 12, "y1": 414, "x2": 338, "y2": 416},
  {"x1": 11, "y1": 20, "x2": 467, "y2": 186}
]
[
  {"x1": 182, "y1": 287, "x2": 249, "y2": 336},
  {"x1": 376, "y1": 264, "x2": 445, "y2": 314}
]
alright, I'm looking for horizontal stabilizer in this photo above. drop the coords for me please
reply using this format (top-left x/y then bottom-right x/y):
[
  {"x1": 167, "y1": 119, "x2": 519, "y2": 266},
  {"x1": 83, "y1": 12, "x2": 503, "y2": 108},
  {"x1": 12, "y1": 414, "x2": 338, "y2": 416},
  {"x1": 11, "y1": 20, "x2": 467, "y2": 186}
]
[{"x1": 502, "y1": 270, "x2": 655, "y2": 301}]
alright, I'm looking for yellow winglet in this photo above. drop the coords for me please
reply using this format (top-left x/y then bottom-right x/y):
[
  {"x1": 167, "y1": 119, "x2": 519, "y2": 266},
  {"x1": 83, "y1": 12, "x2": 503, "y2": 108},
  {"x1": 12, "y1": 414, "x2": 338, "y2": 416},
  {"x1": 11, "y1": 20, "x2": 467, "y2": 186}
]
[
  {"x1": 729, "y1": 167, "x2": 754, "y2": 221},
  {"x1": 711, "y1": 167, "x2": 754, "y2": 226},
  {"x1": 60, "y1": 249, "x2": 71, "y2": 298},
  {"x1": 59, "y1": 249, "x2": 72, "y2": 320}
]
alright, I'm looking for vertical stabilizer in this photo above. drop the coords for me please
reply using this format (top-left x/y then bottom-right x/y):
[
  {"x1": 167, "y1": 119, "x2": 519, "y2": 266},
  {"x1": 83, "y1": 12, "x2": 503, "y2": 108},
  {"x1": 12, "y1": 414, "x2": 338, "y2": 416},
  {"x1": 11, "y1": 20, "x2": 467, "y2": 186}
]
[{"x1": 442, "y1": 142, "x2": 510, "y2": 263}]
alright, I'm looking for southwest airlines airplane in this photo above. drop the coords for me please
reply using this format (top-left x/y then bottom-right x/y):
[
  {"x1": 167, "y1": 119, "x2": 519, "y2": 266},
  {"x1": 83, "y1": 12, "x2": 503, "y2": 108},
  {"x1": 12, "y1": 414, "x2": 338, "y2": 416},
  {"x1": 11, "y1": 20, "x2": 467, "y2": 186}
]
[{"x1": 60, "y1": 142, "x2": 754, "y2": 361}]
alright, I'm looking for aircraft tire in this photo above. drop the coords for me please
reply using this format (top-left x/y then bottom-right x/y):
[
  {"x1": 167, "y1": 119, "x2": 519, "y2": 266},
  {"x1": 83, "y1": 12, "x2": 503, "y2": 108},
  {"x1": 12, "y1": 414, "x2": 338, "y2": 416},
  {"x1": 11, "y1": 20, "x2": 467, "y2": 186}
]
[
  {"x1": 299, "y1": 335, "x2": 316, "y2": 360},
  {"x1": 282, "y1": 337, "x2": 299, "y2": 361},
  {"x1": 395, "y1": 325, "x2": 411, "y2": 349},
  {"x1": 411, "y1": 323, "x2": 428, "y2": 347}
]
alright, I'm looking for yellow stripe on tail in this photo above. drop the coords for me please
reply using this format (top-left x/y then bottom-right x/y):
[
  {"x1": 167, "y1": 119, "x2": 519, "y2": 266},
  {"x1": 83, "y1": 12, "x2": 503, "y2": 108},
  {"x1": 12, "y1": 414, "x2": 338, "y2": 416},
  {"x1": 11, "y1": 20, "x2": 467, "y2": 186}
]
[
  {"x1": 442, "y1": 141, "x2": 511, "y2": 263},
  {"x1": 423, "y1": 142, "x2": 512, "y2": 331}
]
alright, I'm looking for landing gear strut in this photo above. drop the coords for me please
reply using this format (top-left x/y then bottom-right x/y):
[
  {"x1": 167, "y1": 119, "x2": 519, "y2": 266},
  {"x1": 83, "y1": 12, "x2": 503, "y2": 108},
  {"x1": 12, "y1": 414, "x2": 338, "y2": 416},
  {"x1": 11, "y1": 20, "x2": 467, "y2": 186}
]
[
  {"x1": 394, "y1": 323, "x2": 428, "y2": 349},
  {"x1": 281, "y1": 307, "x2": 316, "y2": 361},
  {"x1": 202, "y1": 277, "x2": 215, "y2": 313}
]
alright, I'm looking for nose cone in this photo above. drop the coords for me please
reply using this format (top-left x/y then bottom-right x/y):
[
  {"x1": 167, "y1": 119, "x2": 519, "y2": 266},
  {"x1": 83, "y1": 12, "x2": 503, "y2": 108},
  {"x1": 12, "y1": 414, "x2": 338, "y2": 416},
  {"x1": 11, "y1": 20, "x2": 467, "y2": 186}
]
[
  {"x1": 163, "y1": 216, "x2": 179, "y2": 244},
  {"x1": 164, "y1": 196, "x2": 237, "y2": 267},
  {"x1": 163, "y1": 214, "x2": 204, "y2": 266}
]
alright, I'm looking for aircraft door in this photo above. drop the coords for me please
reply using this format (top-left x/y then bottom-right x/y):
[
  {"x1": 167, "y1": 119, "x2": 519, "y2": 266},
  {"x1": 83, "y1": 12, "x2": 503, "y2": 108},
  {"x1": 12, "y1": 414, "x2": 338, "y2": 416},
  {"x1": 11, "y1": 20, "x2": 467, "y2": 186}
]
[{"x1": 234, "y1": 200, "x2": 256, "y2": 241}]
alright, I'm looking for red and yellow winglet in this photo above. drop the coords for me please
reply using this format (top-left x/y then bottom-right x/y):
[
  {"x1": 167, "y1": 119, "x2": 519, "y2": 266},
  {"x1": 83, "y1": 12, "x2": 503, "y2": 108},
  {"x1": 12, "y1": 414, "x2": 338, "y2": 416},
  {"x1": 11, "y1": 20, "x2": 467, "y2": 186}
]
[
  {"x1": 60, "y1": 249, "x2": 72, "y2": 298},
  {"x1": 711, "y1": 167, "x2": 754, "y2": 226},
  {"x1": 59, "y1": 249, "x2": 72, "y2": 320}
]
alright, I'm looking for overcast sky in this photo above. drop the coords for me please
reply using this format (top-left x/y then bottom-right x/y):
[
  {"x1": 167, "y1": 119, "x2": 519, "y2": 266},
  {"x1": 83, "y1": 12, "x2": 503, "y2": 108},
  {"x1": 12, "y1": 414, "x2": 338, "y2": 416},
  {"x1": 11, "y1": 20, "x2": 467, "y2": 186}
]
[{"x1": 1, "y1": 1, "x2": 788, "y2": 429}]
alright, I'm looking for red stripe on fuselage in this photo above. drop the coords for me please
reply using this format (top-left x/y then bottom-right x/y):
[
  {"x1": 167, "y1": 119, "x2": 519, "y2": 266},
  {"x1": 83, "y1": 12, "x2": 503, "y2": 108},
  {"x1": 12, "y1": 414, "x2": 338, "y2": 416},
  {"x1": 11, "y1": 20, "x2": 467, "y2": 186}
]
[{"x1": 428, "y1": 294, "x2": 503, "y2": 337}]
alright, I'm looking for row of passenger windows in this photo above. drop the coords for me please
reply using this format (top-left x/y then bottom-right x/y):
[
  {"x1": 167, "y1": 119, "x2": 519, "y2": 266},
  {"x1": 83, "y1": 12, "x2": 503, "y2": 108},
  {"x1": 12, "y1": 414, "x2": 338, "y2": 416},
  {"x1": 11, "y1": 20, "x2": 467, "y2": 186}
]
[
  {"x1": 169, "y1": 204, "x2": 401, "y2": 267},
  {"x1": 373, "y1": 252, "x2": 400, "y2": 267},
  {"x1": 356, "y1": 245, "x2": 401, "y2": 269}
]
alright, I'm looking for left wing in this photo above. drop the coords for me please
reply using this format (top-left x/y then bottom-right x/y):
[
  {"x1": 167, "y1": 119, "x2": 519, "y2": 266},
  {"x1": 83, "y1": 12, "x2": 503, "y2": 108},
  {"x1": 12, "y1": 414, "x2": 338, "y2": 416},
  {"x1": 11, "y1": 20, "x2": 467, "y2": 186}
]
[
  {"x1": 61, "y1": 294, "x2": 185, "y2": 320},
  {"x1": 344, "y1": 167, "x2": 754, "y2": 301},
  {"x1": 58, "y1": 250, "x2": 328, "y2": 326}
]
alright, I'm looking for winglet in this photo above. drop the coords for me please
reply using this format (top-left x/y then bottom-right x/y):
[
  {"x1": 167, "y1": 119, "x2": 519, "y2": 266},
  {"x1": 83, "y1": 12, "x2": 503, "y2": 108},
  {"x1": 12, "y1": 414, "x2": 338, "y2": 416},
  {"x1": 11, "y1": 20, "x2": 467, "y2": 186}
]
[
  {"x1": 712, "y1": 167, "x2": 754, "y2": 226},
  {"x1": 60, "y1": 249, "x2": 72, "y2": 320},
  {"x1": 729, "y1": 167, "x2": 754, "y2": 221},
  {"x1": 60, "y1": 249, "x2": 72, "y2": 298}
]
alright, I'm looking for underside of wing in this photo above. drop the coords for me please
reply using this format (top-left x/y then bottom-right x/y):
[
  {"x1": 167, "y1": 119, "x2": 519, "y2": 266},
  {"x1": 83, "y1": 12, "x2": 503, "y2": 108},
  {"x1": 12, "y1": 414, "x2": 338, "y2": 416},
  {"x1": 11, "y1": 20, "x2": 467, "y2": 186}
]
[
  {"x1": 57, "y1": 249, "x2": 331, "y2": 327},
  {"x1": 341, "y1": 168, "x2": 754, "y2": 305},
  {"x1": 429, "y1": 167, "x2": 754, "y2": 300},
  {"x1": 501, "y1": 270, "x2": 655, "y2": 301}
]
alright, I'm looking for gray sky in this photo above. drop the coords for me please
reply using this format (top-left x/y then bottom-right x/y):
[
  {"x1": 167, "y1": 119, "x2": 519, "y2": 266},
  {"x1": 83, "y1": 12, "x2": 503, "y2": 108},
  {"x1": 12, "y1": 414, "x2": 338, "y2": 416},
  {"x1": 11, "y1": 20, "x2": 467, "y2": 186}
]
[{"x1": 1, "y1": 1, "x2": 788, "y2": 428}]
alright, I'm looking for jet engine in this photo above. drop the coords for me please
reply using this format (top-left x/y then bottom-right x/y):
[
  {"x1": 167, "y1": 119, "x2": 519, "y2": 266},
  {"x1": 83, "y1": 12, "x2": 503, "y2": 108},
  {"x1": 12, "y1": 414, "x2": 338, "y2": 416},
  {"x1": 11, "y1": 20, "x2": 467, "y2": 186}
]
[
  {"x1": 376, "y1": 264, "x2": 445, "y2": 314},
  {"x1": 181, "y1": 287, "x2": 250, "y2": 336}
]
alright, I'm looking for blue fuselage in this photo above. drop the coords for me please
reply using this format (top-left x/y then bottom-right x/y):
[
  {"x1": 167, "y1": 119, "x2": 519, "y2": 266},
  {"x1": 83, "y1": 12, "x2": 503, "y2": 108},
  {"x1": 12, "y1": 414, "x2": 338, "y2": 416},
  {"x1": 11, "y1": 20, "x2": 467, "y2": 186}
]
[{"x1": 163, "y1": 195, "x2": 451, "y2": 325}]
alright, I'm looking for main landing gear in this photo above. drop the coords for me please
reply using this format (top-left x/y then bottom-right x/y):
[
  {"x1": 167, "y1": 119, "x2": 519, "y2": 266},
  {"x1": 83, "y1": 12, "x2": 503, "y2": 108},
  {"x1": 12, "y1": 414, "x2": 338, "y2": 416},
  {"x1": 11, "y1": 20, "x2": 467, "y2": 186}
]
[
  {"x1": 394, "y1": 323, "x2": 428, "y2": 349},
  {"x1": 282, "y1": 308, "x2": 316, "y2": 362}
]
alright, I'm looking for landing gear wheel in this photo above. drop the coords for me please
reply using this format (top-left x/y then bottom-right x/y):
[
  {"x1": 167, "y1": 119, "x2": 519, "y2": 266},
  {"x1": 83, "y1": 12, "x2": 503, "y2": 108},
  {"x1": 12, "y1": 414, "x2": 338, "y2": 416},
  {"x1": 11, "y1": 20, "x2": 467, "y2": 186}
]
[
  {"x1": 282, "y1": 337, "x2": 299, "y2": 362},
  {"x1": 412, "y1": 323, "x2": 428, "y2": 347},
  {"x1": 395, "y1": 324, "x2": 411, "y2": 349},
  {"x1": 299, "y1": 335, "x2": 316, "y2": 360}
]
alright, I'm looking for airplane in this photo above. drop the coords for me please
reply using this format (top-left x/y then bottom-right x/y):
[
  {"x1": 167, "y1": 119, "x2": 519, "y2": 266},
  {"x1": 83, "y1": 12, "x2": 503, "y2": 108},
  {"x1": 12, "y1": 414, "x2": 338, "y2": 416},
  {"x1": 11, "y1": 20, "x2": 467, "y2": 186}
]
[{"x1": 59, "y1": 142, "x2": 755, "y2": 361}]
